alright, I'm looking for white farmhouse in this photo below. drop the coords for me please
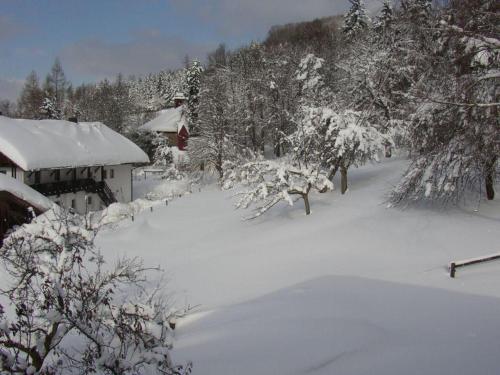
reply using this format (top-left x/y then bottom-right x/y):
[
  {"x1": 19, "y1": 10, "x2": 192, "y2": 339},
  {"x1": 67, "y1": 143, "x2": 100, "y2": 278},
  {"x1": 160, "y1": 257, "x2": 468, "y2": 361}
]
[{"x1": 0, "y1": 116, "x2": 149, "y2": 214}]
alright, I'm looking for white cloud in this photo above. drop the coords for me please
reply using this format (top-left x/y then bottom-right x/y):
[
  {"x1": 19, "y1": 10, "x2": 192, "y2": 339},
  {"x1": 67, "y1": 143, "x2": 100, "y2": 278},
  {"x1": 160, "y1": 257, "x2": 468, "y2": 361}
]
[{"x1": 61, "y1": 32, "x2": 215, "y2": 80}]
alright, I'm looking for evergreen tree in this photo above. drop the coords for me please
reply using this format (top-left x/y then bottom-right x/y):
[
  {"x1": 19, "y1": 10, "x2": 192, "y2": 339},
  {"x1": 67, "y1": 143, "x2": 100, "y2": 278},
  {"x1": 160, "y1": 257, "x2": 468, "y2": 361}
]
[
  {"x1": 342, "y1": 0, "x2": 370, "y2": 37},
  {"x1": 186, "y1": 59, "x2": 204, "y2": 135},
  {"x1": 375, "y1": 0, "x2": 393, "y2": 31},
  {"x1": 40, "y1": 96, "x2": 61, "y2": 119},
  {"x1": 17, "y1": 71, "x2": 44, "y2": 119},
  {"x1": 0, "y1": 100, "x2": 15, "y2": 117}
]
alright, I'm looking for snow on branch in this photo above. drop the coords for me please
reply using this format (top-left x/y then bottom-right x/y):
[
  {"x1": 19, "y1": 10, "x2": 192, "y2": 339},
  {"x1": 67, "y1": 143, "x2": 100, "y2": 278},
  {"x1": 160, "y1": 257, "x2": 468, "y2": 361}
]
[
  {"x1": 223, "y1": 159, "x2": 333, "y2": 218},
  {"x1": 0, "y1": 210, "x2": 191, "y2": 375}
]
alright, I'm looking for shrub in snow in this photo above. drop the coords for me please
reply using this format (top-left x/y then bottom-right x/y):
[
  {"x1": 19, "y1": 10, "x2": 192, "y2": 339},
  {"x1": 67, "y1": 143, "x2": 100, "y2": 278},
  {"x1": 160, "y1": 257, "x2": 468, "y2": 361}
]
[
  {"x1": 224, "y1": 159, "x2": 333, "y2": 218},
  {"x1": 0, "y1": 210, "x2": 191, "y2": 375}
]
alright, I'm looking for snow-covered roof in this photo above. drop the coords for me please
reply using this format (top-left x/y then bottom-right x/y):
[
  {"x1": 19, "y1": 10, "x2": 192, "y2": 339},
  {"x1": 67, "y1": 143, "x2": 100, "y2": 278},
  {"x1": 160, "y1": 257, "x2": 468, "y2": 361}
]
[
  {"x1": 173, "y1": 92, "x2": 187, "y2": 100},
  {"x1": 0, "y1": 116, "x2": 150, "y2": 170},
  {"x1": 139, "y1": 106, "x2": 188, "y2": 134},
  {"x1": 0, "y1": 174, "x2": 53, "y2": 211}
]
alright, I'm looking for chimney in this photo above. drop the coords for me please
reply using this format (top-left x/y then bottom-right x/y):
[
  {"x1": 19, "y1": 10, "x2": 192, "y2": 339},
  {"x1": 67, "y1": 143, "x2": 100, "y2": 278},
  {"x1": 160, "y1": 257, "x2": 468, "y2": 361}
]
[
  {"x1": 173, "y1": 92, "x2": 187, "y2": 108},
  {"x1": 68, "y1": 116, "x2": 78, "y2": 123}
]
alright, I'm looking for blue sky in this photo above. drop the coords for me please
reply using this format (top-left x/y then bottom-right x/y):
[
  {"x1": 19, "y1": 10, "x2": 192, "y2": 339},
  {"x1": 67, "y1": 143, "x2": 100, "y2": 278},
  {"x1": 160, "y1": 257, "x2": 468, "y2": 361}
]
[{"x1": 0, "y1": 0, "x2": 379, "y2": 101}]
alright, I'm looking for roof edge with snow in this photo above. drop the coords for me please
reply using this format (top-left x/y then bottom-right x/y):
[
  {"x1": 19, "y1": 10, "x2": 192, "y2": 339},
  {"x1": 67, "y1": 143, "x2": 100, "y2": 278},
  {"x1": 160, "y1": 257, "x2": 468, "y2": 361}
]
[{"x1": 0, "y1": 116, "x2": 150, "y2": 170}]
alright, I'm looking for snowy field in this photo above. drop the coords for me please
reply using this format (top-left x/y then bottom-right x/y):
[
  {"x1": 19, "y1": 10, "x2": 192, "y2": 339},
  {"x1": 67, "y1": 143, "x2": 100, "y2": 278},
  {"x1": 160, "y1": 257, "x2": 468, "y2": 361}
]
[{"x1": 97, "y1": 157, "x2": 500, "y2": 375}]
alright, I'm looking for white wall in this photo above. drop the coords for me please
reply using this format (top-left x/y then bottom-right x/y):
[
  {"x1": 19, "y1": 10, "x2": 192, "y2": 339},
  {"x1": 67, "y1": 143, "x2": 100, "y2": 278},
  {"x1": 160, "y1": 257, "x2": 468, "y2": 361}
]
[
  {"x1": 0, "y1": 166, "x2": 24, "y2": 182},
  {"x1": 102, "y1": 164, "x2": 133, "y2": 203},
  {"x1": 49, "y1": 191, "x2": 103, "y2": 214}
]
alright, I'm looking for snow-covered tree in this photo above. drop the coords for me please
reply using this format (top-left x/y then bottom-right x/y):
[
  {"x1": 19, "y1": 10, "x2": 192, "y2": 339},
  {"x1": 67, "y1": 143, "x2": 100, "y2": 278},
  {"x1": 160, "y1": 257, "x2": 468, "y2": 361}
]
[
  {"x1": 224, "y1": 159, "x2": 333, "y2": 217},
  {"x1": 189, "y1": 69, "x2": 248, "y2": 178},
  {"x1": 390, "y1": 0, "x2": 499, "y2": 204},
  {"x1": 264, "y1": 46, "x2": 302, "y2": 157},
  {"x1": 342, "y1": 0, "x2": 370, "y2": 37},
  {"x1": 295, "y1": 53, "x2": 326, "y2": 100},
  {"x1": 40, "y1": 96, "x2": 61, "y2": 119},
  {"x1": 152, "y1": 134, "x2": 174, "y2": 167},
  {"x1": 0, "y1": 210, "x2": 191, "y2": 375},
  {"x1": 401, "y1": 0, "x2": 432, "y2": 20},
  {"x1": 129, "y1": 69, "x2": 187, "y2": 112},
  {"x1": 375, "y1": 0, "x2": 393, "y2": 32},
  {"x1": 186, "y1": 60, "x2": 204, "y2": 135},
  {"x1": 296, "y1": 107, "x2": 387, "y2": 193}
]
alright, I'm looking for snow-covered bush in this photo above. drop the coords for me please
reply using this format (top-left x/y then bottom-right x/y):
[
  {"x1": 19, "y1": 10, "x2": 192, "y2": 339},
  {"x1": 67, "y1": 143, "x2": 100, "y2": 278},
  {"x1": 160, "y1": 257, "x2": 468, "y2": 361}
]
[
  {"x1": 0, "y1": 210, "x2": 190, "y2": 375},
  {"x1": 224, "y1": 159, "x2": 333, "y2": 218}
]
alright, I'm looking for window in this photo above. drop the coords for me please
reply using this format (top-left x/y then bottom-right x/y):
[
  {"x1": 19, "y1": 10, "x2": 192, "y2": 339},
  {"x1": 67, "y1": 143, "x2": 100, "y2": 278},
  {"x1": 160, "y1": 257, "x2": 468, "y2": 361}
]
[
  {"x1": 71, "y1": 199, "x2": 76, "y2": 209},
  {"x1": 54, "y1": 169, "x2": 60, "y2": 181},
  {"x1": 110, "y1": 169, "x2": 114, "y2": 179},
  {"x1": 0, "y1": 170, "x2": 6, "y2": 174},
  {"x1": 103, "y1": 169, "x2": 108, "y2": 179},
  {"x1": 86, "y1": 196, "x2": 93, "y2": 205},
  {"x1": 34, "y1": 171, "x2": 41, "y2": 184}
]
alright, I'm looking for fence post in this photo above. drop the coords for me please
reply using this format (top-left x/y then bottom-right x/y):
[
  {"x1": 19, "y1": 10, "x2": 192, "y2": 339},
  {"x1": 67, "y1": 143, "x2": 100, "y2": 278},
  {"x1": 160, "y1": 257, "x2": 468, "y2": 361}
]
[{"x1": 450, "y1": 262, "x2": 456, "y2": 278}]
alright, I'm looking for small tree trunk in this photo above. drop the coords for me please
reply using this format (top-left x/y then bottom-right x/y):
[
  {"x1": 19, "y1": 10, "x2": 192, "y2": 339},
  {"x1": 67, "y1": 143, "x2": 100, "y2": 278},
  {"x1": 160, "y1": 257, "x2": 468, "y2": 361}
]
[
  {"x1": 328, "y1": 164, "x2": 339, "y2": 181},
  {"x1": 385, "y1": 144, "x2": 392, "y2": 158},
  {"x1": 302, "y1": 193, "x2": 311, "y2": 215},
  {"x1": 216, "y1": 163, "x2": 223, "y2": 179},
  {"x1": 340, "y1": 166, "x2": 348, "y2": 194},
  {"x1": 485, "y1": 172, "x2": 495, "y2": 200},
  {"x1": 485, "y1": 156, "x2": 496, "y2": 200}
]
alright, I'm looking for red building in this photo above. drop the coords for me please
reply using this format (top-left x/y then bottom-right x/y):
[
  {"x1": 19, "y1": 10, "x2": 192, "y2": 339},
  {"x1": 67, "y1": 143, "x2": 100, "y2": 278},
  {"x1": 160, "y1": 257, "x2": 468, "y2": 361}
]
[{"x1": 140, "y1": 93, "x2": 190, "y2": 151}]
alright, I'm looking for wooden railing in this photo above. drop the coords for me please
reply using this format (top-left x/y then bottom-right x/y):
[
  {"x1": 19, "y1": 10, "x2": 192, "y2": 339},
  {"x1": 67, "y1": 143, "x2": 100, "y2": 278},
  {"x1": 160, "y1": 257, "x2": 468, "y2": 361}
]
[{"x1": 449, "y1": 253, "x2": 500, "y2": 278}]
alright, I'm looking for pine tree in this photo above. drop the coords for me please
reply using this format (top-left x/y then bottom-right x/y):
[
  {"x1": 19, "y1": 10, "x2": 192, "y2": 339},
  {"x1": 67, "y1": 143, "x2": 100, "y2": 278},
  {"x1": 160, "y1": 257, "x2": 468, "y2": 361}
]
[
  {"x1": 17, "y1": 71, "x2": 44, "y2": 119},
  {"x1": 40, "y1": 96, "x2": 61, "y2": 119},
  {"x1": 375, "y1": 0, "x2": 393, "y2": 31},
  {"x1": 342, "y1": 0, "x2": 370, "y2": 37},
  {"x1": 186, "y1": 60, "x2": 203, "y2": 135}
]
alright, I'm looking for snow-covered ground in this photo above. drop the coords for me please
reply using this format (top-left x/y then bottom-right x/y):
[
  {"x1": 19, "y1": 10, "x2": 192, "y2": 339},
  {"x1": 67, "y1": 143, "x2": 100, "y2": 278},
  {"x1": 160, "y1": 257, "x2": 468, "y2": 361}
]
[
  {"x1": 132, "y1": 170, "x2": 192, "y2": 200},
  {"x1": 97, "y1": 157, "x2": 500, "y2": 374}
]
